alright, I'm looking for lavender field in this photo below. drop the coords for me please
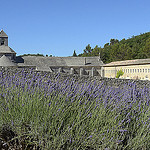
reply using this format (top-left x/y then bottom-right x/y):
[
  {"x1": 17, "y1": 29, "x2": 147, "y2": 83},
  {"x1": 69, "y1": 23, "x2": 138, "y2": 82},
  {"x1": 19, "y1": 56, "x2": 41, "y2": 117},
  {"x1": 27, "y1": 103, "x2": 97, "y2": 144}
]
[{"x1": 0, "y1": 69, "x2": 150, "y2": 149}]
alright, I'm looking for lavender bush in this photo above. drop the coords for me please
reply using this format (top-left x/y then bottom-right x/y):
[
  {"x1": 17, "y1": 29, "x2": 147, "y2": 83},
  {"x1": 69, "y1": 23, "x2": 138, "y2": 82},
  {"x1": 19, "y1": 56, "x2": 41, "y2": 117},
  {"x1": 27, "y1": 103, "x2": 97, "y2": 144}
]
[{"x1": 0, "y1": 69, "x2": 149, "y2": 149}]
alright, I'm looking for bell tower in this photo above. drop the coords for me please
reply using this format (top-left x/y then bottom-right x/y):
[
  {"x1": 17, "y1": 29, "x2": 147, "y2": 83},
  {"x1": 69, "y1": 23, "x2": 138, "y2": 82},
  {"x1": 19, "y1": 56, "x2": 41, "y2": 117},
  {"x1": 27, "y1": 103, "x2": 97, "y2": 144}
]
[{"x1": 0, "y1": 29, "x2": 8, "y2": 46}]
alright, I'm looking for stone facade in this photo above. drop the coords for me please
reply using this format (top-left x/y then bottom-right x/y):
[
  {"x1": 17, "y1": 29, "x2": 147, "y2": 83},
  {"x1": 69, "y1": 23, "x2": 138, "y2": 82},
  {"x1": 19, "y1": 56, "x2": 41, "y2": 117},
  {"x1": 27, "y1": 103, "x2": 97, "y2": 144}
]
[
  {"x1": 104, "y1": 59, "x2": 150, "y2": 80},
  {"x1": 0, "y1": 30, "x2": 104, "y2": 77},
  {"x1": 17, "y1": 56, "x2": 104, "y2": 76},
  {"x1": 0, "y1": 29, "x2": 8, "y2": 46},
  {"x1": 2, "y1": 29, "x2": 150, "y2": 80},
  {"x1": 0, "y1": 30, "x2": 16, "y2": 61}
]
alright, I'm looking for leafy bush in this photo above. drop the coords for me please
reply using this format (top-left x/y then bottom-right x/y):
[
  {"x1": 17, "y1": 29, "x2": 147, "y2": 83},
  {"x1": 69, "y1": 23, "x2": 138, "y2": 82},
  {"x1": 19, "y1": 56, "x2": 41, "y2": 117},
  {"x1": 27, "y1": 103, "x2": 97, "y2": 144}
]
[
  {"x1": 116, "y1": 69, "x2": 124, "y2": 78},
  {"x1": 0, "y1": 69, "x2": 149, "y2": 149}
]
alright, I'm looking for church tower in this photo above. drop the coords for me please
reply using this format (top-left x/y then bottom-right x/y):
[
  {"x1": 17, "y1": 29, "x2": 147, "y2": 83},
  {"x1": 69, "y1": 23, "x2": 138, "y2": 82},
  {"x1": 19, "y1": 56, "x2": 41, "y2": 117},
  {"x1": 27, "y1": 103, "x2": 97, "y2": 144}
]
[
  {"x1": 0, "y1": 29, "x2": 16, "y2": 61},
  {"x1": 0, "y1": 29, "x2": 8, "y2": 46}
]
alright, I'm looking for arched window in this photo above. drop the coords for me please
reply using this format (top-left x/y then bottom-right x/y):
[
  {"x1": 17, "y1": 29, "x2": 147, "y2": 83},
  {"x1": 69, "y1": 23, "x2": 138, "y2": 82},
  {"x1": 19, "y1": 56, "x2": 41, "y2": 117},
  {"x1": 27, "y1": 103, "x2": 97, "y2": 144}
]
[{"x1": 1, "y1": 41, "x2": 4, "y2": 45}]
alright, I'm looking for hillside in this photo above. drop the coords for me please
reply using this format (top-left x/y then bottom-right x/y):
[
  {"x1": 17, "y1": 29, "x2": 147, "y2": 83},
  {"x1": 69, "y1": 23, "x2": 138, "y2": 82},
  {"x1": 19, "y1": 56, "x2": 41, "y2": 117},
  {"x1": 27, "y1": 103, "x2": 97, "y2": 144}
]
[{"x1": 79, "y1": 32, "x2": 150, "y2": 63}]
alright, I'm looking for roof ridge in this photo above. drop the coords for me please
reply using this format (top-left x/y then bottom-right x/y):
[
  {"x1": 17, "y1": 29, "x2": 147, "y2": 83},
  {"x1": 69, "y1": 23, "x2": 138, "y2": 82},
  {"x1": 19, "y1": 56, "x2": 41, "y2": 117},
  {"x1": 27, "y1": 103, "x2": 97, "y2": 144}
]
[
  {"x1": 0, "y1": 29, "x2": 8, "y2": 37},
  {"x1": 0, "y1": 45, "x2": 16, "y2": 53},
  {"x1": 0, "y1": 55, "x2": 17, "y2": 66}
]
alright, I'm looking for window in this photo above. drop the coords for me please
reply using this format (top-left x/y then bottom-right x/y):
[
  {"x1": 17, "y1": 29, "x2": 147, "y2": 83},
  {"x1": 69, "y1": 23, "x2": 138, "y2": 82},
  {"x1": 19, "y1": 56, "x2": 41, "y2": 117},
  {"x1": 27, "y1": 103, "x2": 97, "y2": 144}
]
[
  {"x1": 128, "y1": 69, "x2": 129, "y2": 73},
  {"x1": 143, "y1": 69, "x2": 144, "y2": 72},
  {"x1": 130, "y1": 69, "x2": 132, "y2": 73},
  {"x1": 133, "y1": 69, "x2": 134, "y2": 73},
  {"x1": 140, "y1": 69, "x2": 142, "y2": 72},
  {"x1": 148, "y1": 69, "x2": 150, "y2": 73},
  {"x1": 145, "y1": 69, "x2": 147, "y2": 73},
  {"x1": 1, "y1": 41, "x2": 4, "y2": 45},
  {"x1": 138, "y1": 69, "x2": 139, "y2": 73},
  {"x1": 135, "y1": 69, "x2": 136, "y2": 73}
]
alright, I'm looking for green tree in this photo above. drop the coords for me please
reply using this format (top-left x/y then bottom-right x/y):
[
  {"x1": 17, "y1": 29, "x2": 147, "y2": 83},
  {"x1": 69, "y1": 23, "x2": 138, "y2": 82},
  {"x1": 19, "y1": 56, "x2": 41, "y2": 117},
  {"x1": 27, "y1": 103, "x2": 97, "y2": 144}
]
[
  {"x1": 83, "y1": 44, "x2": 93, "y2": 56},
  {"x1": 78, "y1": 32, "x2": 150, "y2": 63},
  {"x1": 110, "y1": 39, "x2": 119, "y2": 45},
  {"x1": 73, "y1": 50, "x2": 77, "y2": 57},
  {"x1": 143, "y1": 38, "x2": 150, "y2": 58}
]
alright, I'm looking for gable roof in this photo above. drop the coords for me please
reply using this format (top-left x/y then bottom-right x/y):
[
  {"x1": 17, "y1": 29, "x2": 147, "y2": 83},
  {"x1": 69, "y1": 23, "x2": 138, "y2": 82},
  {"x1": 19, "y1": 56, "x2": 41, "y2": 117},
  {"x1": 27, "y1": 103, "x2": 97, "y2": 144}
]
[
  {"x1": 0, "y1": 30, "x2": 8, "y2": 38},
  {"x1": 0, "y1": 55, "x2": 17, "y2": 66},
  {"x1": 104, "y1": 58, "x2": 150, "y2": 67},
  {"x1": 0, "y1": 45, "x2": 16, "y2": 54},
  {"x1": 17, "y1": 56, "x2": 103, "y2": 70}
]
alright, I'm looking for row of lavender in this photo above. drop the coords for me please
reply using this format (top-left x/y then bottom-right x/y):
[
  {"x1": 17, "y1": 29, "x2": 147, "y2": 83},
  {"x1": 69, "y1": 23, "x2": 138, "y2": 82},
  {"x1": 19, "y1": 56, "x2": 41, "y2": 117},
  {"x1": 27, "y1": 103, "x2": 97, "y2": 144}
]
[{"x1": 0, "y1": 68, "x2": 150, "y2": 149}]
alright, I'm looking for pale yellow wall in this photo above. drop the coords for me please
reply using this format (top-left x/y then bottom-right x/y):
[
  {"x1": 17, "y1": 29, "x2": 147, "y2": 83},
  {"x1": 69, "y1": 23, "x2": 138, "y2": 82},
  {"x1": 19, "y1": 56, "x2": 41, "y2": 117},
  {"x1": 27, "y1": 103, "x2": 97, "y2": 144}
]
[{"x1": 104, "y1": 64, "x2": 150, "y2": 80}]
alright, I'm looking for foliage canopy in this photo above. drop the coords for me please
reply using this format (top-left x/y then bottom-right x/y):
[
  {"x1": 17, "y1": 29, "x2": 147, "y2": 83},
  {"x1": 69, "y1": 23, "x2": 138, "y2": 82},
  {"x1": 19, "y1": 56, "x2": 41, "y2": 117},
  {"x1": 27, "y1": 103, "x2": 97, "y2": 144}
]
[{"x1": 79, "y1": 32, "x2": 150, "y2": 63}]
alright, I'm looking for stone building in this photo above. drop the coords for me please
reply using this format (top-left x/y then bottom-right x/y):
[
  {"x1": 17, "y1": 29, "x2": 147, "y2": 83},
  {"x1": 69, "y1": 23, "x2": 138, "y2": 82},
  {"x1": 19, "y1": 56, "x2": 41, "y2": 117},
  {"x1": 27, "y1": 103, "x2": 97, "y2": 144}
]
[
  {"x1": 17, "y1": 56, "x2": 104, "y2": 76},
  {"x1": 2, "y1": 29, "x2": 150, "y2": 79},
  {"x1": 0, "y1": 30, "x2": 104, "y2": 76},
  {"x1": 0, "y1": 30, "x2": 16, "y2": 61},
  {"x1": 103, "y1": 59, "x2": 150, "y2": 80}
]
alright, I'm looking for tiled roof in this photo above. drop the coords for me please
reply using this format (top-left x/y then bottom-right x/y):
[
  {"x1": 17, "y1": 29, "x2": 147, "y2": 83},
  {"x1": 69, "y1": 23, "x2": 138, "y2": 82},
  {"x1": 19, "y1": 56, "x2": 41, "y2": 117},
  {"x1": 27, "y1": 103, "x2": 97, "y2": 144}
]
[
  {"x1": 17, "y1": 56, "x2": 103, "y2": 70},
  {"x1": 104, "y1": 58, "x2": 150, "y2": 67},
  {"x1": 0, "y1": 55, "x2": 17, "y2": 66},
  {"x1": 0, "y1": 45, "x2": 16, "y2": 54}
]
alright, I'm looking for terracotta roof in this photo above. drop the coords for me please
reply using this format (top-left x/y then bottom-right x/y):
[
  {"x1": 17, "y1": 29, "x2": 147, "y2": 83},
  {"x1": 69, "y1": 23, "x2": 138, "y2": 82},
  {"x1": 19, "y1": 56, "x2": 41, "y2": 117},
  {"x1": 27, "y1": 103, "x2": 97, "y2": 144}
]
[
  {"x1": 0, "y1": 30, "x2": 8, "y2": 38},
  {"x1": 104, "y1": 58, "x2": 150, "y2": 67}
]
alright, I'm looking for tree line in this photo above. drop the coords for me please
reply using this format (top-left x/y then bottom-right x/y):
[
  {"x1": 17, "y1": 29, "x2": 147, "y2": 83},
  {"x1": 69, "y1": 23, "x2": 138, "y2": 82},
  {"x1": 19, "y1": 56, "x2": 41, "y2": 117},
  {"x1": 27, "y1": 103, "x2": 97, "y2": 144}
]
[{"x1": 74, "y1": 32, "x2": 150, "y2": 63}]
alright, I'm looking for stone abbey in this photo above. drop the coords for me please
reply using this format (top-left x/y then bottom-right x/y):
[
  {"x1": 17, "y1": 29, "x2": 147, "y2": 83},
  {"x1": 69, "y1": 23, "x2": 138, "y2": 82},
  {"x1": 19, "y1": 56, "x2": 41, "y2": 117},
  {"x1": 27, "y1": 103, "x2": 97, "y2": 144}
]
[
  {"x1": 0, "y1": 30, "x2": 104, "y2": 77},
  {"x1": 1, "y1": 29, "x2": 150, "y2": 80}
]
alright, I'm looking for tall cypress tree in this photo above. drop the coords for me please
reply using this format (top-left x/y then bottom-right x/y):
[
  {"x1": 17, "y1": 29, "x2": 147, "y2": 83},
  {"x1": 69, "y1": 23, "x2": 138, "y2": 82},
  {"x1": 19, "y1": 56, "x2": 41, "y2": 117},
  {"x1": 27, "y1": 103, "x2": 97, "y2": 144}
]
[{"x1": 73, "y1": 50, "x2": 77, "y2": 57}]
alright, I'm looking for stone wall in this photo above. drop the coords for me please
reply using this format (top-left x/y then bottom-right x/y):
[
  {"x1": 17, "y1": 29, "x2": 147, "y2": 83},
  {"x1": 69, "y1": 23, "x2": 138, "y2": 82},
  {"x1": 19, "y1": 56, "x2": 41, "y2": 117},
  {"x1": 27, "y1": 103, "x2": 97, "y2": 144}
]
[
  {"x1": 0, "y1": 37, "x2": 8, "y2": 46},
  {"x1": 0, "y1": 67, "x2": 150, "y2": 89},
  {"x1": 104, "y1": 64, "x2": 150, "y2": 80}
]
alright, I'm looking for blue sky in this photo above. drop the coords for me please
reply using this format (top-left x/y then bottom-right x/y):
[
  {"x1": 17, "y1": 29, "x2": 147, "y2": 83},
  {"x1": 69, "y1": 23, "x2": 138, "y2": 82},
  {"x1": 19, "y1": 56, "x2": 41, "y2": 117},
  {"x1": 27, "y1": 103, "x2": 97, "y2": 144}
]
[{"x1": 1, "y1": 0, "x2": 150, "y2": 56}]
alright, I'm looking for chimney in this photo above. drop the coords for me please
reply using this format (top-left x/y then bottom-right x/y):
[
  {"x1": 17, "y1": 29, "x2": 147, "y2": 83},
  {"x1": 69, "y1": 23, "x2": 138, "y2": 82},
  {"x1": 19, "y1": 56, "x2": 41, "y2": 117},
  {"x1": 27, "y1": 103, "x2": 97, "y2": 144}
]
[
  {"x1": 98, "y1": 52, "x2": 101, "y2": 61},
  {"x1": 84, "y1": 58, "x2": 86, "y2": 65}
]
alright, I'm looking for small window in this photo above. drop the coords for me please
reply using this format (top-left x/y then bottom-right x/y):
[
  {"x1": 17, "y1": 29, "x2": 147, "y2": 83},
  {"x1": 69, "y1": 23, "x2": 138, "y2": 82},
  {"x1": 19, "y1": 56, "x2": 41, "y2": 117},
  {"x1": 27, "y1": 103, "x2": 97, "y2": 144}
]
[
  {"x1": 130, "y1": 69, "x2": 132, "y2": 73},
  {"x1": 145, "y1": 69, "x2": 147, "y2": 73},
  {"x1": 1, "y1": 41, "x2": 4, "y2": 45},
  {"x1": 133, "y1": 69, "x2": 134, "y2": 73},
  {"x1": 140, "y1": 69, "x2": 142, "y2": 72},
  {"x1": 135, "y1": 69, "x2": 136, "y2": 73},
  {"x1": 138, "y1": 69, "x2": 139, "y2": 72},
  {"x1": 148, "y1": 69, "x2": 150, "y2": 73},
  {"x1": 143, "y1": 69, "x2": 144, "y2": 72},
  {"x1": 128, "y1": 69, "x2": 129, "y2": 73}
]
